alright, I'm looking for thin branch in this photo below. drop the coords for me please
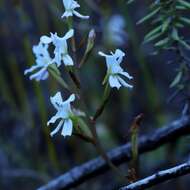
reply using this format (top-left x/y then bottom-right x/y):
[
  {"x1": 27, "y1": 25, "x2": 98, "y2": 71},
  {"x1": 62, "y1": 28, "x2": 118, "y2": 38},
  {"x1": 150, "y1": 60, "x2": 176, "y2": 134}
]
[
  {"x1": 120, "y1": 161, "x2": 190, "y2": 190},
  {"x1": 92, "y1": 95, "x2": 110, "y2": 122},
  {"x1": 38, "y1": 116, "x2": 190, "y2": 190}
]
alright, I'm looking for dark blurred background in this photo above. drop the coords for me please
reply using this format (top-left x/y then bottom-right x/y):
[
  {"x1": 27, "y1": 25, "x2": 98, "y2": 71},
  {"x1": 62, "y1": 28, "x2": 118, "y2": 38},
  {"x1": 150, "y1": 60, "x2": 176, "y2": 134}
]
[{"x1": 0, "y1": 0, "x2": 190, "y2": 189}]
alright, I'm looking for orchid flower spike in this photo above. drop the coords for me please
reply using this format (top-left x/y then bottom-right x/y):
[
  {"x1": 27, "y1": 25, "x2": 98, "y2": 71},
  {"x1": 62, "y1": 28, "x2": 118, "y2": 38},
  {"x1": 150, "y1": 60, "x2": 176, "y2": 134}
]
[
  {"x1": 99, "y1": 49, "x2": 133, "y2": 90},
  {"x1": 41, "y1": 29, "x2": 74, "y2": 67},
  {"x1": 24, "y1": 42, "x2": 53, "y2": 81},
  {"x1": 47, "y1": 92, "x2": 76, "y2": 137},
  {"x1": 62, "y1": 0, "x2": 89, "y2": 19}
]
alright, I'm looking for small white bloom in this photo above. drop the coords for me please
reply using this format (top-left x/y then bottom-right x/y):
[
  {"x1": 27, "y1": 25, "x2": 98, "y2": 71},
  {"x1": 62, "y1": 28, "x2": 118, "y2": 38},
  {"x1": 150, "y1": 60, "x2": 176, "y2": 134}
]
[
  {"x1": 99, "y1": 49, "x2": 133, "y2": 89},
  {"x1": 41, "y1": 29, "x2": 74, "y2": 67},
  {"x1": 24, "y1": 42, "x2": 53, "y2": 81},
  {"x1": 106, "y1": 15, "x2": 128, "y2": 46},
  {"x1": 47, "y1": 92, "x2": 76, "y2": 137},
  {"x1": 62, "y1": 0, "x2": 89, "y2": 19}
]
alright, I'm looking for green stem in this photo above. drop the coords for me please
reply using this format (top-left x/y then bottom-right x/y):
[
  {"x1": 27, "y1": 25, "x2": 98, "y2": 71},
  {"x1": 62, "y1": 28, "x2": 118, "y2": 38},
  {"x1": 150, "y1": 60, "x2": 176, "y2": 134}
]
[
  {"x1": 67, "y1": 67, "x2": 81, "y2": 89},
  {"x1": 67, "y1": 18, "x2": 77, "y2": 65},
  {"x1": 48, "y1": 68, "x2": 69, "y2": 91},
  {"x1": 65, "y1": 17, "x2": 126, "y2": 181},
  {"x1": 93, "y1": 82, "x2": 111, "y2": 122}
]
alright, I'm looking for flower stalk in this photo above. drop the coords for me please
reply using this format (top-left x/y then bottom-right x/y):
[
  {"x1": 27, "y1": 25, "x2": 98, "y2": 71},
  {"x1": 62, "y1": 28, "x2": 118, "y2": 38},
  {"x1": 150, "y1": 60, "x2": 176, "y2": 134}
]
[
  {"x1": 128, "y1": 114, "x2": 143, "y2": 183},
  {"x1": 93, "y1": 82, "x2": 111, "y2": 122},
  {"x1": 48, "y1": 67, "x2": 69, "y2": 91},
  {"x1": 24, "y1": 0, "x2": 134, "y2": 182}
]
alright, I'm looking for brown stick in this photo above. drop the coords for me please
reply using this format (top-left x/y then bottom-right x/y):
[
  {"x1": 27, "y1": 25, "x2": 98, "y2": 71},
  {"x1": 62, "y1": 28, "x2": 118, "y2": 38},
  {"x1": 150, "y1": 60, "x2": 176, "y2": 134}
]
[
  {"x1": 38, "y1": 116, "x2": 190, "y2": 190},
  {"x1": 120, "y1": 161, "x2": 190, "y2": 190}
]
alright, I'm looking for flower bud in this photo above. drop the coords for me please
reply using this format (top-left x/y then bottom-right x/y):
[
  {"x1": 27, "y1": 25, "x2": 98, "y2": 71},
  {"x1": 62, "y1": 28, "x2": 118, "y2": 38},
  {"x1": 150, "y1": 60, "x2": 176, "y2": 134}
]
[
  {"x1": 86, "y1": 29, "x2": 96, "y2": 53},
  {"x1": 79, "y1": 29, "x2": 96, "y2": 68}
]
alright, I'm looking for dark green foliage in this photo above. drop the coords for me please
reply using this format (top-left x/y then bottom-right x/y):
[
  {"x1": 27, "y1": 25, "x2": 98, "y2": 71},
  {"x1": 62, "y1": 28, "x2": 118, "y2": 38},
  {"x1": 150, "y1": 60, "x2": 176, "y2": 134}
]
[
  {"x1": 138, "y1": 0, "x2": 190, "y2": 51},
  {"x1": 130, "y1": 0, "x2": 190, "y2": 103}
]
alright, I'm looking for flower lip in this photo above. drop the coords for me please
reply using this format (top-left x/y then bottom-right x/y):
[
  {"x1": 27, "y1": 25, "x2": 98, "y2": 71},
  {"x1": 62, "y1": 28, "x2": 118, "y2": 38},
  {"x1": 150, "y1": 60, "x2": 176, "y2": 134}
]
[
  {"x1": 47, "y1": 93, "x2": 77, "y2": 137},
  {"x1": 99, "y1": 49, "x2": 133, "y2": 90},
  {"x1": 40, "y1": 30, "x2": 74, "y2": 67},
  {"x1": 62, "y1": 0, "x2": 89, "y2": 19},
  {"x1": 24, "y1": 42, "x2": 53, "y2": 81}
]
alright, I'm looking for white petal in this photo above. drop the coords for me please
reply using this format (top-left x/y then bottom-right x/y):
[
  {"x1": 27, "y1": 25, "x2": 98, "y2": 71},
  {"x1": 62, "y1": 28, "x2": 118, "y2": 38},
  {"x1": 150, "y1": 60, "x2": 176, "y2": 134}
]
[
  {"x1": 33, "y1": 42, "x2": 51, "y2": 61},
  {"x1": 109, "y1": 75, "x2": 121, "y2": 89},
  {"x1": 98, "y1": 51, "x2": 110, "y2": 57},
  {"x1": 99, "y1": 51, "x2": 116, "y2": 71},
  {"x1": 111, "y1": 64, "x2": 123, "y2": 74},
  {"x1": 99, "y1": 49, "x2": 125, "y2": 67},
  {"x1": 63, "y1": 54, "x2": 74, "y2": 66},
  {"x1": 63, "y1": 94, "x2": 75, "y2": 105},
  {"x1": 50, "y1": 120, "x2": 64, "y2": 137},
  {"x1": 73, "y1": 10, "x2": 89, "y2": 19},
  {"x1": 113, "y1": 49, "x2": 125, "y2": 65},
  {"x1": 47, "y1": 113, "x2": 61, "y2": 125},
  {"x1": 118, "y1": 76, "x2": 133, "y2": 89},
  {"x1": 63, "y1": 0, "x2": 80, "y2": 10},
  {"x1": 41, "y1": 71, "x2": 49, "y2": 80},
  {"x1": 61, "y1": 119, "x2": 73, "y2": 137},
  {"x1": 50, "y1": 92, "x2": 63, "y2": 110},
  {"x1": 115, "y1": 49, "x2": 125, "y2": 57},
  {"x1": 62, "y1": 0, "x2": 71, "y2": 9},
  {"x1": 24, "y1": 65, "x2": 40, "y2": 75},
  {"x1": 29, "y1": 68, "x2": 47, "y2": 81},
  {"x1": 72, "y1": 1, "x2": 80, "y2": 9},
  {"x1": 54, "y1": 52, "x2": 62, "y2": 67},
  {"x1": 69, "y1": 94, "x2": 75, "y2": 102},
  {"x1": 63, "y1": 29, "x2": 74, "y2": 40},
  {"x1": 40, "y1": 35, "x2": 52, "y2": 44},
  {"x1": 60, "y1": 94, "x2": 75, "y2": 116},
  {"x1": 61, "y1": 11, "x2": 73, "y2": 18},
  {"x1": 120, "y1": 71, "x2": 133, "y2": 80},
  {"x1": 33, "y1": 43, "x2": 46, "y2": 55},
  {"x1": 59, "y1": 107, "x2": 70, "y2": 119}
]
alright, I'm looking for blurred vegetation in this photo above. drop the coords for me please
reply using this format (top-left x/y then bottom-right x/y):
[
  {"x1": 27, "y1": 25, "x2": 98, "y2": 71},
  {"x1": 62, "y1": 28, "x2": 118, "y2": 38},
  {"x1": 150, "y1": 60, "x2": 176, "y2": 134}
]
[{"x1": 0, "y1": 0, "x2": 190, "y2": 189}]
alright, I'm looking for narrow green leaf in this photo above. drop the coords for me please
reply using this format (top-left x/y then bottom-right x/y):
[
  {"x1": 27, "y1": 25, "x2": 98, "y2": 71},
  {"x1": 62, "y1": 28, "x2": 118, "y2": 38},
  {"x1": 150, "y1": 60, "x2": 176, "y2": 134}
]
[
  {"x1": 162, "y1": 18, "x2": 170, "y2": 32},
  {"x1": 170, "y1": 71, "x2": 182, "y2": 88},
  {"x1": 143, "y1": 31, "x2": 163, "y2": 44},
  {"x1": 144, "y1": 25, "x2": 162, "y2": 40},
  {"x1": 175, "y1": 22, "x2": 185, "y2": 28},
  {"x1": 178, "y1": 0, "x2": 190, "y2": 9},
  {"x1": 176, "y1": 5, "x2": 187, "y2": 10},
  {"x1": 180, "y1": 17, "x2": 190, "y2": 25},
  {"x1": 154, "y1": 37, "x2": 169, "y2": 47},
  {"x1": 171, "y1": 28, "x2": 179, "y2": 41},
  {"x1": 137, "y1": 7, "x2": 161, "y2": 25},
  {"x1": 127, "y1": 0, "x2": 135, "y2": 4},
  {"x1": 179, "y1": 40, "x2": 190, "y2": 50}
]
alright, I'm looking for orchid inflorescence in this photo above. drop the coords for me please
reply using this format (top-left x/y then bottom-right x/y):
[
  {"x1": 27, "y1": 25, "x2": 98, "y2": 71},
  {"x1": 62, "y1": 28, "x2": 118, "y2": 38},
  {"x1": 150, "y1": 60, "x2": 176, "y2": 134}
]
[{"x1": 24, "y1": 0, "x2": 133, "y2": 138}]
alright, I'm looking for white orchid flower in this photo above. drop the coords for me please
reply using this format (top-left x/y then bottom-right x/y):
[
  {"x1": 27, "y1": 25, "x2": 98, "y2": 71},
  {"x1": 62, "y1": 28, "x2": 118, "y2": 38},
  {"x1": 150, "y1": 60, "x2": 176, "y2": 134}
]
[
  {"x1": 47, "y1": 92, "x2": 76, "y2": 137},
  {"x1": 41, "y1": 29, "x2": 74, "y2": 67},
  {"x1": 107, "y1": 15, "x2": 127, "y2": 46},
  {"x1": 62, "y1": 0, "x2": 89, "y2": 19},
  {"x1": 99, "y1": 49, "x2": 133, "y2": 89},
  {"x1": 24, "y1": 42, "x2": 53, "y2": 81}
]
